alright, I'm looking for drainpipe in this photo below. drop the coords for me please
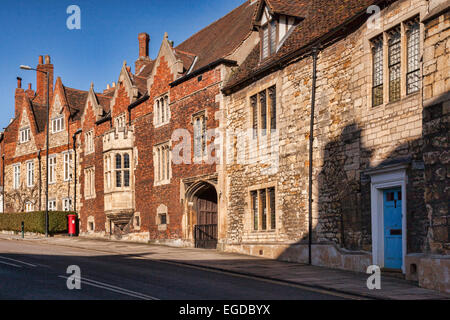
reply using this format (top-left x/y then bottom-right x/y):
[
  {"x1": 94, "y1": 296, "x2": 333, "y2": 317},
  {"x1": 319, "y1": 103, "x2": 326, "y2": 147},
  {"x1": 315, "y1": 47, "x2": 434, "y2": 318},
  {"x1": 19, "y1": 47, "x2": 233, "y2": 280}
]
[
  {"x1": 37, "y1": 150, "x2": 42, "y2": 211},
  {"x1": 308, "y1": 47, "x2": 318, "y2": 265},
  {"x1": 1, "y1": 154, "x2": 4, "y2": 213}
]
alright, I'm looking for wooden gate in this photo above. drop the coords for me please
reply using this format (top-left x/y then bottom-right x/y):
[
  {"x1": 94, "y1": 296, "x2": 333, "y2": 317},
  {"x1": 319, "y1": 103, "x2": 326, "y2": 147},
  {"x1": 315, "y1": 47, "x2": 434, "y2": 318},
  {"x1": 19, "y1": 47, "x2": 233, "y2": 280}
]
[{"x1": 194, "y1": 198, "x2": 218, "y2": 249}]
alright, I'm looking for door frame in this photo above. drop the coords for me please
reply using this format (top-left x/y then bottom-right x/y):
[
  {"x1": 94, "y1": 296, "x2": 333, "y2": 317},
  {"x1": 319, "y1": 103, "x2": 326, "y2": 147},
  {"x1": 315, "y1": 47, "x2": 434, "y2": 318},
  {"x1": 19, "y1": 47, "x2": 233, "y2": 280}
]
[{"x1": 368, "y1": 164, "x2": 407, "y2": 273}]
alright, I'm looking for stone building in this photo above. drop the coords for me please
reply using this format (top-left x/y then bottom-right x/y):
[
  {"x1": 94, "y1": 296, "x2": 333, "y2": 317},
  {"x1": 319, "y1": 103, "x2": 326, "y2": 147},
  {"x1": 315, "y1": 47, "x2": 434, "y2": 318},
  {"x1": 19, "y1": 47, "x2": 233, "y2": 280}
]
[
  {"x1": 221, "y1": 0, "x2": 449, "y2": 293},
  {"x1": 0, "y1": 0, "x2": 448, "y2": 293}
]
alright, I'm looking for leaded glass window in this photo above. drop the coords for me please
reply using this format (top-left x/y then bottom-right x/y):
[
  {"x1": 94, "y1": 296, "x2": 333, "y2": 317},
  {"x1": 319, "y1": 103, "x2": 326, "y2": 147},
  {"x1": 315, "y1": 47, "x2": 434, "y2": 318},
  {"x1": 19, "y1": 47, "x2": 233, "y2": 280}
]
[
  {"x1": 388, "y1": 27, "x2": 401, "y2": 102},
  {"x1": 372, "y1": 36, "x2": 384, "y2": 106},
  {"x1": 406, "y1": 18, "x2": 420, "y2": 94}
]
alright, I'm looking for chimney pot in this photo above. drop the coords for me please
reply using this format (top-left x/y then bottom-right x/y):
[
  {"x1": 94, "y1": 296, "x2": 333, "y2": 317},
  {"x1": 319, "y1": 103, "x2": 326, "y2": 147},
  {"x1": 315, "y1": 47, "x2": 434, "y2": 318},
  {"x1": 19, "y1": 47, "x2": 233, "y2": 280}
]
[
  {"x1": 138, "y1": 33, "x2": 150, "y2": 58},
  {"x1": 112, "y1": 82, "x2": 116, "y2": 88},
  {"x1": 107, "y1": 84, "x2": 110, "y2": 90},
  {"x1": 28, "y1": 83, "x2": 32, "y2": 90},
  {"x1": 45, "y1": 55, "x2": 51, "y2": 64},
  {"x1": 17, "y1": 77, "x2": 22, "y2": 89},
  {"x1": 38, "y1": 56, "x2": 44, "y2": 65}
]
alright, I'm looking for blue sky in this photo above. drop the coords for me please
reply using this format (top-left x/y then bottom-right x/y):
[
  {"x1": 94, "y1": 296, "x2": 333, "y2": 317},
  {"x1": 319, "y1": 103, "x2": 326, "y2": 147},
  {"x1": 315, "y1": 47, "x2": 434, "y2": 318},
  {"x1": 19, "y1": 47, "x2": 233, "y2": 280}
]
[{"x1": 0, "y1": 0, "x2": 244, "y2": 130}]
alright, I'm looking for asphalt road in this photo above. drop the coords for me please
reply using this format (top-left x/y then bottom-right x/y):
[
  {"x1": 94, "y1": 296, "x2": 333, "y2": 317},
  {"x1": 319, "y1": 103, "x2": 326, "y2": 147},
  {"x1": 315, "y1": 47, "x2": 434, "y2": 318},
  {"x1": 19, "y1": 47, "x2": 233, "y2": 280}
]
[{"x1": 0, "y1": 239, "x2": 347, "y2": 300}]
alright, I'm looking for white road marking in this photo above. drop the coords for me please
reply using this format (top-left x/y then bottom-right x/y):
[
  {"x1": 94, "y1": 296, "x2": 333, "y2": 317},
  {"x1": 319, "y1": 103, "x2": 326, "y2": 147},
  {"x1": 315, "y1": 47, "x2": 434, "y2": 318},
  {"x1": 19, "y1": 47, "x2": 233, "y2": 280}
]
[
  {"x1": 0, "y1": 260, "x2": 22, "y2": 268},
  {"x1": 58, "y1": 276, "x2": 159, "y2": 300},
  {"x1": 0, "y1": 256, "x2": 37, "y2": 267}
]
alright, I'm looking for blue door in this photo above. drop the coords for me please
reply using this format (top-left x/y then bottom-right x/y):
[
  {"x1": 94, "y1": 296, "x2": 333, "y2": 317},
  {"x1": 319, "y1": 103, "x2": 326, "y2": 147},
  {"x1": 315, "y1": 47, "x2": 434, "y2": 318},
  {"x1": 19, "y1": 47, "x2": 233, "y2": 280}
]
[{"x1": 383, "y1": 188, "x2": 403, "y2": 269}]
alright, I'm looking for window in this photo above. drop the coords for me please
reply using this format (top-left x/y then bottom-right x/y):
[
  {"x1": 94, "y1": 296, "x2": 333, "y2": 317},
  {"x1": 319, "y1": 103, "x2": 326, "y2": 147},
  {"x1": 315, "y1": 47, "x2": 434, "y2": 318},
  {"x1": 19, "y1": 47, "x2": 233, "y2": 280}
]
[
  {"x1": 154, "y1": 94, "x2": 170, "y2": 126},
  {"x1": 114, "y1": 153, "x2": 131, "y2": 188},
  {"x1": 51, "y1": 117, "x2": 64, "y2": 134},
  {"x1": 48, "y1": 156, "x2": 56, "y2": 184},
  {"x1": 85, "y1": 130, "x2": 94, "y2": 154},
  {"x1": 25, "y1": 202, "x2": 33, "y2": 213},
  {"x1": 20, "y1": 128, "x2": 31, "y2": 143},
  {"x1": 63, "y1": 198, "x2": 72, "y2": 212},
  {"x1": 63, "y1": 152, "x2": 73, "y2": 182},
  {"x1": 115, "y1": 114, "x2": 126, "y2": 129},
  {"x1": 154, "y1": 143, "x2": 171, "y2": 185},
  {"x1": 26, "y1": 161, "x2": 34, "y2": 188},
  {"x1": 251, "y1": 187, "x2": 276, "y2": 231},
  {"x1": 193, "y1": 112, "x2": 207, "y2": 159},
  {"x1": 370, "y1": 16, "x2": 421, "y2": 106},
  {"x1": 84, "y1": 167, "x2": 95, "y2": 198},
  {"x1": 48, "y1": 200, "x2": 57, "y2": 211},
  {"x1": 261, "y1": 19, "x2": 277, "y2": 59},
  {"x1": 159, "y1": 213, "x2": 167, "y2": 225},
  {"x1": 251, "y1": 86, "x2": 277, "y2": 138},
  {"x1": 371, "y1": 36, "x2": 384, "y2": 107},
  {"x1": 13, "y1": 164, "x2": 21, "y2": 189},
  {"x1": 104, "y1": 155, "x2": 111, "y2": 190},
  {"x1": 406, "y1": 17, "x2": 420, "y2": 94},
  {"x1": 388, "y1": 27, "x2": 401, "y2": 102}
]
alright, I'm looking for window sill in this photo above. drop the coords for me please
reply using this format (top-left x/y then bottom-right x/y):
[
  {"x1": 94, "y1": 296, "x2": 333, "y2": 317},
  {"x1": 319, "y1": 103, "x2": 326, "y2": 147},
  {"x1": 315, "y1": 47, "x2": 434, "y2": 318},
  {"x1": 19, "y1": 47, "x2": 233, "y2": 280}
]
[
  {"x1": 154, "y1": 121, "x2": 170, "y2": 129},
  {"x1": 372, "y1": 91, "x2": 421, "y2": 109},
  {"x1": 158, "y1": 224, "x2": 168, "y2": 231},
  {"x1": 154, "y1": 180, "x2": 171, "y2": 187}
]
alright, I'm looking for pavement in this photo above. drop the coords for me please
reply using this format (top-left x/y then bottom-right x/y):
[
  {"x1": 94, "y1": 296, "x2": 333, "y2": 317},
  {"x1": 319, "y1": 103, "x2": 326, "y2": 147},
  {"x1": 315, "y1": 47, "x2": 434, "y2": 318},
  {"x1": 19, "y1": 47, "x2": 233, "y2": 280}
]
[{"x1": 1, "y1": 233, "x2": 449, "y2": 300}]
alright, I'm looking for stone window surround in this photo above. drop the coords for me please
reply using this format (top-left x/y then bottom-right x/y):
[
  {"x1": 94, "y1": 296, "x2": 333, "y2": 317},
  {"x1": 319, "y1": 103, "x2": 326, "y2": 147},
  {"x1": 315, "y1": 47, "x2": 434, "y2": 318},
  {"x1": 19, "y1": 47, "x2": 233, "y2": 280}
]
[
  {"x1": 156, "y1": 204, "x2": 169, "y2": 231},
  {"x1": 51, "y1": 116, "x2": 64, "y2": 134},
  {"x1": 246, "y1": 78, "x2": 279, "y2": 145},
  {"x1": 63, "y1": 151, "x2": 73, "y2": 182},
  {"x1": 191, "y1": 110, "x2": 208, "y2": 162},
  {"x1": 48, "y1": 199, "x2": 57, "y2": 211},
  {"x1": 153, "y1": 141, "x2": 172, "y2": 186},
  {"x1": 26, "y1": 160, "x2": 34, "y2": 188},
  {"x1": 63, "y1": 197, "x2": 72, "y2": 212},
  {"x1": 19, "y1": 127, "x2": 31, "y2": 144},
  {"x1": 13, "y1": 163, "x2": 21, "y2": 190},
  {"x1": 115, "y1": 113, "x2": 126, "y2": 129},
  {"x1": 48, "y1": 155, "x2": 57, "y2": 185},
  {"x1": 154, "y1": 93, "x2": 171, "y2": 128},
  {"x1": 87, "y1": 216, "x2": 95, "y2": 233},
  {"x1": 25, "y1": 201, "x2": 34, "y2": 213},
  {"x1": 85, "y1": 130, "x2": 94, "y2": 155},
  {"x1": 247, "y1": 182, "x2": 278, "y2": 234},
  {"x1": 84, "y1": 166, "x2": 96, "y2": 200},
  {"x1": 114, "y1": 152, "x2": 132, "y2": 189},
  {"x1": 366, "y1": 163, "x2": 408, "y2": 274},
  {"x1": 367, "y1": 8, "x2": 425, "y2": 109},
  {"x1": 134, "y1": 211, "x2": 141, "y2": 230}
]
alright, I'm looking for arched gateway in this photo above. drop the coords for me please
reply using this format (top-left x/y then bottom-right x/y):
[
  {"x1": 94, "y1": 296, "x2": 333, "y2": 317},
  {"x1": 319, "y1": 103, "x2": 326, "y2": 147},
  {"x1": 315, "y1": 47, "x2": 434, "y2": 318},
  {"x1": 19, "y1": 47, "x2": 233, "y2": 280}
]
[{"x1": 184, "y1": 178, "x2": 218, "y2": 249}]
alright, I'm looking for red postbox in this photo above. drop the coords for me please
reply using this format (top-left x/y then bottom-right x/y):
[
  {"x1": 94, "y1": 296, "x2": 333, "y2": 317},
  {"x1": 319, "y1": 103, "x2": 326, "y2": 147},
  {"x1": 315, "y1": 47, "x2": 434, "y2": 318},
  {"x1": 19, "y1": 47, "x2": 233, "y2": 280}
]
[{"x1": 68, "y1": 214, "x2": 77, "y2": 237}]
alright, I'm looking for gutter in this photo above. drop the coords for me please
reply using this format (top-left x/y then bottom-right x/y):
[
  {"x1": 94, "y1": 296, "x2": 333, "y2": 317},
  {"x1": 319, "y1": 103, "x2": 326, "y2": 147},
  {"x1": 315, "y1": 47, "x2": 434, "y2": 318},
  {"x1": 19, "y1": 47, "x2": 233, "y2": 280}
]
[{"x1": 170, "y1": 58, "x2": 237, "y2": 87}]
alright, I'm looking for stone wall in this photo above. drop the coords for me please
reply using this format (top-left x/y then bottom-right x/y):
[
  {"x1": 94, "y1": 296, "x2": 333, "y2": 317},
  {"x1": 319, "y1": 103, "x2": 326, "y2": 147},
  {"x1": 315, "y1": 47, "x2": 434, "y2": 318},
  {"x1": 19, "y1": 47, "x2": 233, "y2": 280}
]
[{"x1": 223, "y1": 0, "x2": 429, "y2": 265}]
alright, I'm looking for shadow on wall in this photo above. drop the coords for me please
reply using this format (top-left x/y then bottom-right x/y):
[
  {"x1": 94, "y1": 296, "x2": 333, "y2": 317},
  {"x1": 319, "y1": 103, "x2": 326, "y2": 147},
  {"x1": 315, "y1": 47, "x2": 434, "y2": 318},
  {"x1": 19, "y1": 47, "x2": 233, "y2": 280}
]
[{"x1": 276, "y1": 120, "x2": 428, "y2": 267}]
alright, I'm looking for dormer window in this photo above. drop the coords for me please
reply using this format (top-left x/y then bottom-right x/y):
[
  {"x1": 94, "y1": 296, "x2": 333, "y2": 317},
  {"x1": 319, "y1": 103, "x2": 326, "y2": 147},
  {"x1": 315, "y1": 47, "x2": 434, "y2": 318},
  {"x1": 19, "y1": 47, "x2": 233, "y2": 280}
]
[
  {"x1": 261, "y1": 19, "x2": 277, "y2": 59},
  {"x1": 20, "y1": 127, "x2": 30, "y2": 143}
]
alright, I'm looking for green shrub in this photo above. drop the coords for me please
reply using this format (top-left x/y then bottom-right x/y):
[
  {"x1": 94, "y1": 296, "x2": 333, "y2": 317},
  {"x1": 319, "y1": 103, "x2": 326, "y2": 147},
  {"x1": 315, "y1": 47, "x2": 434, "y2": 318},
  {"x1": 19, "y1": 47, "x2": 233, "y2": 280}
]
[{"x1": 0, "y1": 211, "x2": 77, "y2": 234}]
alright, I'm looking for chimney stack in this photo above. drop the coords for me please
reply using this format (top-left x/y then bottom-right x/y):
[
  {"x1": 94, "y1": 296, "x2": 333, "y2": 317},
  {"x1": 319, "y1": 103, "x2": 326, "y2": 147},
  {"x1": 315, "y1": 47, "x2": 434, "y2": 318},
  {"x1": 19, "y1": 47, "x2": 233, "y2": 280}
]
[
  {"x1": 17, "y1": 77, "x2": 22, "y2": 89},
  {"x1": 135, "y1": 32, "x2": 151, "y2": 74},
  {"x1": 138, "y1": 33, "x2": 150, "y2": 58},
  {"x1": 36, "y1": 55, "x2": 54, "y2": 104}
]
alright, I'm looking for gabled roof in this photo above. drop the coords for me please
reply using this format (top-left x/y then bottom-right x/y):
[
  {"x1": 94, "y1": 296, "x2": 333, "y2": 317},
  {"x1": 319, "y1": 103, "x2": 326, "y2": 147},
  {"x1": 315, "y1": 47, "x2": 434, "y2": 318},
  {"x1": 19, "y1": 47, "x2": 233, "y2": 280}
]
[
  {"x1": 174, "y1": 0, "x2": 257, "y2": 74},
  {"x1": 225, "y1": 0, "x2": 385, "y2": 92},
  {"x1": 63, "y1": 86, "x2": 89, "y2": 121},
  {"x1": 30, "y1": 101, "x2": 48, "y2": 133}
]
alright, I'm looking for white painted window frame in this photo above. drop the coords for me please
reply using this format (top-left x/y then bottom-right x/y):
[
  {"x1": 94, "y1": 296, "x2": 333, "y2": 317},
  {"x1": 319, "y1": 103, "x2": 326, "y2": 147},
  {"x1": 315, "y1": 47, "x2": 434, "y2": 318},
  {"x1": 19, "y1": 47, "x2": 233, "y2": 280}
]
[
  {"x1": 48, "y1": 155, "x2": 57, "y2": 184},
  {"x1": 26, "y1": 161, "x2": 34, "y2": 188},
  {"x1": 63, "y1": 151, "x2": 73, "y2": 182},
  {"x1": 368, "y1": 164, "x2": 407, "y2": 273},
  {"x1": 13, "y1": 163, "x2": 21, "y2": 189},
  {"x1": 51, "y1": 116, "x2": 64, "y2": 134},
  {"x1": 20, "y1": 127, "x2": 31, "y2": 143}
]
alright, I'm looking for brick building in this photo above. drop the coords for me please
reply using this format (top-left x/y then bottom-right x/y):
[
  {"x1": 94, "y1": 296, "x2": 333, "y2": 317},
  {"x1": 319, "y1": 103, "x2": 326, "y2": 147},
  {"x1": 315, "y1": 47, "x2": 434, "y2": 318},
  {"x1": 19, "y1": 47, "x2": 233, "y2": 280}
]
[{"x1": 0, "y1": 0, "x2": 448, "y2": 293}]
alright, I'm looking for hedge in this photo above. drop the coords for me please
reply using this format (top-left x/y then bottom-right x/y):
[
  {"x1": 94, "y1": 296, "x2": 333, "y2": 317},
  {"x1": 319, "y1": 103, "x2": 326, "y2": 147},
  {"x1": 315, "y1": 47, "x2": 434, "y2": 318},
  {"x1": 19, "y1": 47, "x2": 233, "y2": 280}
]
[{"x1": 0, "y1": 211, "x2": 77, "y2": 234}]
